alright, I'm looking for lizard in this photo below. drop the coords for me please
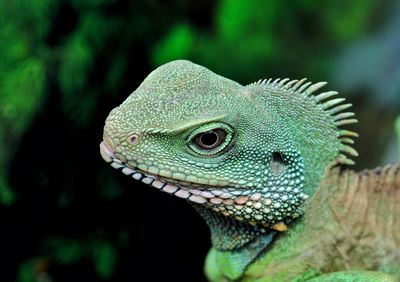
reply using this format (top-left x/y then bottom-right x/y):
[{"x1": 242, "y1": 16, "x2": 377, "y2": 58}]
[{"x1": 99, "y1": 60, "x2": 400, "y2": 281}]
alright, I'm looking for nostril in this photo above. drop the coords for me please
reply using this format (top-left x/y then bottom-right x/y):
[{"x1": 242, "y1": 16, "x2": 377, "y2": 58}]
[
  {"x1": 100, "y1": 141, "x2": 115, "y2": 162},
  {"x1": 103, "y1": 128, "x2": 115, "y2": 149},
  {"x1": 128, "y1": 134, "x2": 139, "y2": 145}
]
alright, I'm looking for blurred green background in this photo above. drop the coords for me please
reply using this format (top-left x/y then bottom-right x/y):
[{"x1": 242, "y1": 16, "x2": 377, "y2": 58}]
[{"x1": 1, "y1": 0, "x2": 399, "y2": 281}]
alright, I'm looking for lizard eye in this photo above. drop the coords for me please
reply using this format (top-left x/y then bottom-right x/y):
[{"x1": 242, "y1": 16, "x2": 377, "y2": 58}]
[
  {"x1": 194, "y1": 129, "x2": 226, "y2": 150},
  {"x1": 187, "y1": 123, "x2": 234, "y2": 156}
]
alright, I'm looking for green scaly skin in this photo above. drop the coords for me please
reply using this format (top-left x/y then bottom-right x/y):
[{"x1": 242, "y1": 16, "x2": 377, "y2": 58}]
[{"x1": 100, "y1": 60, "x2": 399, "y2": 281}]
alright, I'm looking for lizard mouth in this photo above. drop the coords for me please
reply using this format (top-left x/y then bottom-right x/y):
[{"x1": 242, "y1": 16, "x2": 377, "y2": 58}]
[
  {"x1": 100, "y1": 140, "x2": 307, "y2": 229},
  {"x1": 99, "y1": 141, "x2": 241, "y2": 205}
]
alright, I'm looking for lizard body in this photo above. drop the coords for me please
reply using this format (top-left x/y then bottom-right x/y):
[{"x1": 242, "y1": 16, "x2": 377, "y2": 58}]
[{"x1": 100, "y1": 60, "x2": 400, "y2": 281}]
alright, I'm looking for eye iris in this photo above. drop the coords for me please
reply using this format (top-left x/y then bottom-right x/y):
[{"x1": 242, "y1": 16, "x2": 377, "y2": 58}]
[{"x1": 195, "y1": 129, "x2": 226, "y2": 150}]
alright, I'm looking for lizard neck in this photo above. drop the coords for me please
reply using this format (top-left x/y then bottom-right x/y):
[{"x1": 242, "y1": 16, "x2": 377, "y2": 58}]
[
  {"x1": 193, "y1": 204, "x2": 277, "y2": 279},
  {"x1": 193, "y1": 204, "x2": 275, "y2": 250}
]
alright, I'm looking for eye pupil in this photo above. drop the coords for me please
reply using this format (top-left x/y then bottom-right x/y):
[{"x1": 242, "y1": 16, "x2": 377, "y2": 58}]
[
  {"x1": 194, "y1": 129, "x2": 226, "y2": 150},
  {"x1": 200, "y1": 132, "x2": 218, "y2": 146}
]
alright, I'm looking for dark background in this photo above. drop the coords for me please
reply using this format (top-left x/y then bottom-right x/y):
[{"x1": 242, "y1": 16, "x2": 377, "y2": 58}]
[{"x1": 0, "y1": 0, "x2": 399, "y2": 281}]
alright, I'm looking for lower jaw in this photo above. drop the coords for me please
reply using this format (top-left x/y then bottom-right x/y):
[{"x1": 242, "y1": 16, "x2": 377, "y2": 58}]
[
  {"x1": 101, "y1": 142, "x2": 218, "y2": 203},
  {"x1": 107, "y1": 157, "x2": 277, "y2": 251},
  {"x1": 100, "y1": 141, "x2": 303, "y2": 249}
]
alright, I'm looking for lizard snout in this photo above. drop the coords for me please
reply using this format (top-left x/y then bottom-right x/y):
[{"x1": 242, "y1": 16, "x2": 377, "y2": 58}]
[{"x1": 100, "y1": 140, "x2": 115, "y2": 163}]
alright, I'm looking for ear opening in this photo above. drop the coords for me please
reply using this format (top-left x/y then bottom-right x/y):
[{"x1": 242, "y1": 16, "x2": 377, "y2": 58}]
[{"x1": 271, "y1": 152, "x2": 286, "y2": 175}]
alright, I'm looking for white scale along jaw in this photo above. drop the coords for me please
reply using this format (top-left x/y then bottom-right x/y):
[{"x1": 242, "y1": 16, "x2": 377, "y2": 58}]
[{"x1": 100, "y1": 140, "x2": 308, "y2": 233}]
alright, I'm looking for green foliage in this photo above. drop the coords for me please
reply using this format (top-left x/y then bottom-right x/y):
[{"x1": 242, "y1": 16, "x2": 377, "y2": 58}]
[
  {"x1": 58, "y1": 34, "x2": 97, "y2": 125},
  {"x1": 0, "y1": 0, "x2": 56, "y2": 41},
  {"x1": 18, "y1": 258, "x2": 53, "y2": 282},
  {"x1": 57, "y1": 11, "x2": 121, "y2": 125},
  {"x1": 17, "y1": 259, "x2": 39, "y2": 282},
  {"x1": 42, "y1": 237, "x2": 117, "y2": 278},
  {"x1": 58, "y1": 36, "x2": 93, "y2": 97},
  {"x1": 0, "y1": 0, "x2": 127, "y2": 279},
  {"x1": 321, "y1": 0, "x2": 378, "y2": 41},
  {"x1": 99, "y1": 173, "x2": 123, "y2": 199},
  {"x1": 151, "y1": 0, "x2": 382, "y2": 82},
  {"x1": 92, "y1": 241, "x2": 118, "y2": 279},
  {"x1": 45, "y1": 238, "x2": 83, "y2": 265},
  {"x1": 0, "y1": 0, "x2": 50, "y2": 205},
  {"x1": 70, "y1": 0, "x2": 117, "y2": 10},
  {"x1": 0, "y1": 176, "x2": 14, "y2": 205},
  {"x1": 1, "y1": 58, "x2": 46, "y2": 135},
  {"x1": 152, "y1": 24, "x2": 195, "y2": 66},
  {"x1": 216, "y1": 0, "x2": 282, "y2": 41}
]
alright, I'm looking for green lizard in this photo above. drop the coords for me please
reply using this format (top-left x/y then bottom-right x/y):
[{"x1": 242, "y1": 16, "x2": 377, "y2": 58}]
[{"x1": 100, "y1": 60, "x2": 400, "y2": 281}]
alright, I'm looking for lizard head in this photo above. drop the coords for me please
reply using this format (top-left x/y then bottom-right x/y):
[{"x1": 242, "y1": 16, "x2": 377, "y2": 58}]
[{"x1": 100, "y1": 60, "x2": 357, "y2": 250}]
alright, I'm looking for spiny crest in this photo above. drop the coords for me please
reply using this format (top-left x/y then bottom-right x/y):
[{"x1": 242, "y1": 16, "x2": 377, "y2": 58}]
[{"x1": 252, "y1": 78, "x2": 358, "y2": 165}]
